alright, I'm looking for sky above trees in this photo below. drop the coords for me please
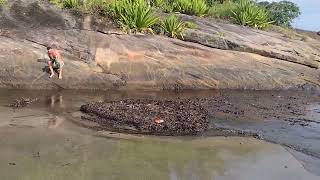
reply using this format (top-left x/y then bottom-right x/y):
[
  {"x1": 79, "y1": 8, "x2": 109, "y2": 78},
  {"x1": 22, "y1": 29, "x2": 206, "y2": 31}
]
[{"x1": 260, "y1": 0, "x2": 319, "y2": 31}]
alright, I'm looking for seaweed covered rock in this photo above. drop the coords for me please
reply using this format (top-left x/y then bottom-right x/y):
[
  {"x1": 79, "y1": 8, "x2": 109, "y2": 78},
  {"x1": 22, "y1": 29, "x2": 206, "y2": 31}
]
[
  {"x1": 8, "y1": 97, "x2": 39, "y2": 108},
  {"x1": 80, "y1": 99, "x2": 209, "y2": 135}
]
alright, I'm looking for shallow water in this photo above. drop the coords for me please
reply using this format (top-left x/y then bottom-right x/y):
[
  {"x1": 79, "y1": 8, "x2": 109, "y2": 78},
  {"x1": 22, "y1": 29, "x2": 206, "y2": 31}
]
[{"x1": 0, "y1": 89, "x2": 319, "y2": 179}]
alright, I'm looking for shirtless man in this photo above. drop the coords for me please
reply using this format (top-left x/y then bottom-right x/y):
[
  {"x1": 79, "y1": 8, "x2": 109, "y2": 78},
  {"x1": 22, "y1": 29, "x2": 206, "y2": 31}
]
[{"x1": 47, "y1": 46, "x2": 64, "y2": 79}]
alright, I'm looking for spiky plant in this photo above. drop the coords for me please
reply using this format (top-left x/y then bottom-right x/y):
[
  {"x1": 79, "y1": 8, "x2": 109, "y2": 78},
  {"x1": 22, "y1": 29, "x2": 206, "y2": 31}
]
[
  {"x1": 207, "y1": 1, "x2": 236, "y2": 19},
  {"x1": 190, "y1": 0, "x2": 208, "y2": 16},
  {"x1": 62, "y1": 0, "x2": 81, "y2": 9},
  {"x1": 110, "y1": 0, "x2": 159, "y2": 33},
  {"x1": 160, "y1": 14, "x2": 189, "y2": 39},
  {"x1": 173, "y1": 0, "x2": 208, "y2": 17},
  {"x1": 231, "y1": 0, "x2": 273, "y2": 29}
]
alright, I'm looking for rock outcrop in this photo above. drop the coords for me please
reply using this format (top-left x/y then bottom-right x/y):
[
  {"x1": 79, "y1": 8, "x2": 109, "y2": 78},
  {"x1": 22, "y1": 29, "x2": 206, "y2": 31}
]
[
  {"x1": 0, "y1": 0, "x2": 320, "y2": 90},
  {"x1": 181, "y1": 15, "x2": 320, "y2": 69}
]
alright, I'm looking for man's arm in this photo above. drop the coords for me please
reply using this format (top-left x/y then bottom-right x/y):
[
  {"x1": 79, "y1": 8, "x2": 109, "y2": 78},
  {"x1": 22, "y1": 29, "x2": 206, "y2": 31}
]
[{"x1": 57, "y1": 51, "x2": 63, "y2": 63}]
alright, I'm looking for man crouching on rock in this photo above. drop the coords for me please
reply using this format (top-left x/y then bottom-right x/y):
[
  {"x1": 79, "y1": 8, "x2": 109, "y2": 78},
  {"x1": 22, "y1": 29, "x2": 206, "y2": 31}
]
[{"x1": 47, "y1": 46, "x2": 64, "y2": 79}]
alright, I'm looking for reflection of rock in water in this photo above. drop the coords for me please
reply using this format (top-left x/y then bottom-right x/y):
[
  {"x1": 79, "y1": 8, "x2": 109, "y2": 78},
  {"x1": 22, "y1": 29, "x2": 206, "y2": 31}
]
[{"x1": 80, "y1": 98, "x2": 209, "y2": 135}]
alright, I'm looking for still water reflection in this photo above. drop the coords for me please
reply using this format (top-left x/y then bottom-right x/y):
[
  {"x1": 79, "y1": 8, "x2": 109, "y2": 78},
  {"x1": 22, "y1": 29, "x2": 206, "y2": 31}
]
[{"x1": 0, "y1": 89, "x2": 317, "y2": 180}]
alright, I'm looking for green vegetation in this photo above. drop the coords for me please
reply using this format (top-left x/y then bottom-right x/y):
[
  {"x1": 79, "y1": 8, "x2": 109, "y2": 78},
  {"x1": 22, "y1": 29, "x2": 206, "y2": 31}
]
[
  {"x1": 48, "y1": 0, "x2": 63, "y2": 7},
  {"x1": 48, "y1": 0, "x2": 301, "y2": 32},
  {"x1": 0, "y1": 0, "x2": 7, "y2": 7},
  {"x1": 62, "y1": 0, "x2": 81, "y2": 9},
  {"x1": 172, "y1": 0, "x2": 209, "y2": 16},
  {"x1": 48, "y1": 0, "x2": 192, "y2": 36},
  {"x1": 49, "y1": 0, "x2": 110, "y2": 13},
  {"x1": 160, "y1": 14, "x2": 189, "y2": 39},
  {"x1": 216, "y1": 31, "x2": 225, "y2": 37},
  {"x1": 207, "y1": 1, "x2": 236, "y2": 19},
  {"x1": 231, "y1": 0, "x2": 272, "y2": 29},
  {"x1": 207, "y1": 0, "x2": 272, "y2": 29},
  {"x1": 150, "y1": 0, "x2": 174, "y2": 13},
  {"x1": 160, "y1": 0, "x2": 274, "y2": 29},
  {"x1": 150, "y1": 0, "x2": 209, "y2": 16},
  {"x1": 83, "y1": 0, "x2": 110, "y2": 13},
  {"x1": 48, "y1": 0, "x2": 81, "y2": 8},
  {"x1": 110, "y1": 0, "x2": 159, "y2": 33},
  {"x1": 257, "y1": 1, "x2": 301, "y2": 27}
]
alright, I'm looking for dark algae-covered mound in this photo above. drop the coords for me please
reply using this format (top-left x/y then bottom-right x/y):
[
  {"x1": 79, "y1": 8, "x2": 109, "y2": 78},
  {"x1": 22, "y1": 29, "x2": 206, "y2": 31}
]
[
  {"x1": 8, "y1": 98, "x2": 39, "y2": 108},
  {"x1": 80, "y1": 99, "x2": 209, "y2": 135}
]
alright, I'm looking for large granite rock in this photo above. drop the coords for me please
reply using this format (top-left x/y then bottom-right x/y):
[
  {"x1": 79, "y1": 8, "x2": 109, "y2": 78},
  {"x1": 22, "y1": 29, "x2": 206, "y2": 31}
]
[
  {"x1": 181, "y1": 15, "x2": 320, "y2": 69},
  {"x1": 0, "y1": 0, "x2": 319, "y2": 90}
]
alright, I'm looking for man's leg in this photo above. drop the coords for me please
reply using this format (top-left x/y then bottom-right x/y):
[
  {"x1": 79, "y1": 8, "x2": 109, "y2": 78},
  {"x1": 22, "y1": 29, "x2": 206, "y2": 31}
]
[
  {"x1": 58, "y1": 62, "x2": 64, "y2": 79},
  {"x1": 58, "y1": 67, "x2": 63, "y2": 79},
  {"x1": 48, "y1": 61, "x2": 54, "y2": 78}
]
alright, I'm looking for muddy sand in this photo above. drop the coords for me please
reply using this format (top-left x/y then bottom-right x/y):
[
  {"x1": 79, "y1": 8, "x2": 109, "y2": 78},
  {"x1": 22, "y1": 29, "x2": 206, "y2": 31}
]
[
  {"x1": 0, "y1": 106, "x2": 317, "y2": 180},
  {"x1": 79, "y1": 90, "x2": 319, "y2": 138},
  {"x1": 0, "y1": 89, "x2": 319, "y2": 178}
]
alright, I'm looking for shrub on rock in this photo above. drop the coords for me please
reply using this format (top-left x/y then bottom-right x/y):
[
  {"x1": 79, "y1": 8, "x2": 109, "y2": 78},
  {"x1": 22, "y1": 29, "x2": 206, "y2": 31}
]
[
  {"x1": 160, "y1": 14, "x2": 189, "y2": 39},
  {"x1": 110, "y1": 0, "x2": 159, "y2": 33},
  {"x1": 231, "y1": 0, "x2": 272, "y2": 29}
]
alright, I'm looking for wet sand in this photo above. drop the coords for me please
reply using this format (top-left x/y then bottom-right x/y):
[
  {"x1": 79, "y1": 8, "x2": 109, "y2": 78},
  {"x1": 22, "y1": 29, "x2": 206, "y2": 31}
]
[
  {"x1": 0, "y1": 115, "x2": 316, "y2": 180},
  {"x1": 0, "y1": 89, "x2": 319, "y2": 179}
]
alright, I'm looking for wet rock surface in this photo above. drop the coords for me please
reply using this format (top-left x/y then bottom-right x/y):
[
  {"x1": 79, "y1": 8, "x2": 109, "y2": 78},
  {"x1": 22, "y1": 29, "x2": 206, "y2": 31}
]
[{"x1": 80, "y1": 99, "x2": 209, "y2": 135}]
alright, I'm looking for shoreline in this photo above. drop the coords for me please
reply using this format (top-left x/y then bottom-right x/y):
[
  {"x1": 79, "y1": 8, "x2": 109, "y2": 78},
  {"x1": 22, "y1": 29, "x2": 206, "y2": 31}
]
[{"x1": 0, "y1": 88, "x2": 319, "y2": 175}]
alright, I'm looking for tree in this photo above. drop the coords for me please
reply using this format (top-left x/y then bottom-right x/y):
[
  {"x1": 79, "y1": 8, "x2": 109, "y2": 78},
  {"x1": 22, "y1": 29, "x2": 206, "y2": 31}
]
[{"x1": 257, "y1": 0, "x2": 301, "y2": 27}]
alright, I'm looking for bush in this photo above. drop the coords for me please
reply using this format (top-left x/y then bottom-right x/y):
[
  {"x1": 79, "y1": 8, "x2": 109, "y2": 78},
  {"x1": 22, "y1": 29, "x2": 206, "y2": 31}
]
[
  {"x1": 160, "y1": 14, "x2": 189, "y2": 39},
  {"x1": 0, "y1": 0, "x2": 7, "y2": 6},
  {"x1": 83, "y1": 0, "x2": 110, "y2": 14},
  {"x1": 151, "y1": 0, "x2": 167, "y2": 8},
  {"x1": 172, "y1": 0, "x2": 209, "y2": 16},
  {"x1": 207, "y1": 1, "x2": 236, "y2": 19},
  {"x1": 231, "y1": 0, "x2": 272, "y2": 29},
  {"x1": 150, "y1": 0, "x2": 174, "y2": 13},
  {"x1": 48, "y1": 0, "x2": 63, "y2": 7},
  {"x1": 110, "y1": 0, "x2": 159, "y2": 33},
  {"x1": 49, "y1": 0, "x2": 111, "y2": 13},
  {"x1": 257, "y1": 1, "x2": 301, "y2": 27},
  {"x1": 62, "y1": 0, "x2": 81, "y2": 9},
  {"x1": 151, "y1": 0, "x2": 173, "y2": 13}
]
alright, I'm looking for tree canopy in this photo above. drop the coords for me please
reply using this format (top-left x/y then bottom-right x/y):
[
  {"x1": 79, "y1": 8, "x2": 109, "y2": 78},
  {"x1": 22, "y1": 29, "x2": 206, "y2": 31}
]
[{"x1": 257, "y1": 0, "x2": 301, "y2": 27}]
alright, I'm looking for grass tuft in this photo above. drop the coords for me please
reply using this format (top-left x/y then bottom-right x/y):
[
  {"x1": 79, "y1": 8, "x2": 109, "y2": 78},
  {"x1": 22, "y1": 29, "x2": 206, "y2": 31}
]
[
  {"x1": 160, "y1": 14, "x2": 189, "y2": 39},
  {"x1": 110, "y1": 0, "x2": 159, "y2": 33}
]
